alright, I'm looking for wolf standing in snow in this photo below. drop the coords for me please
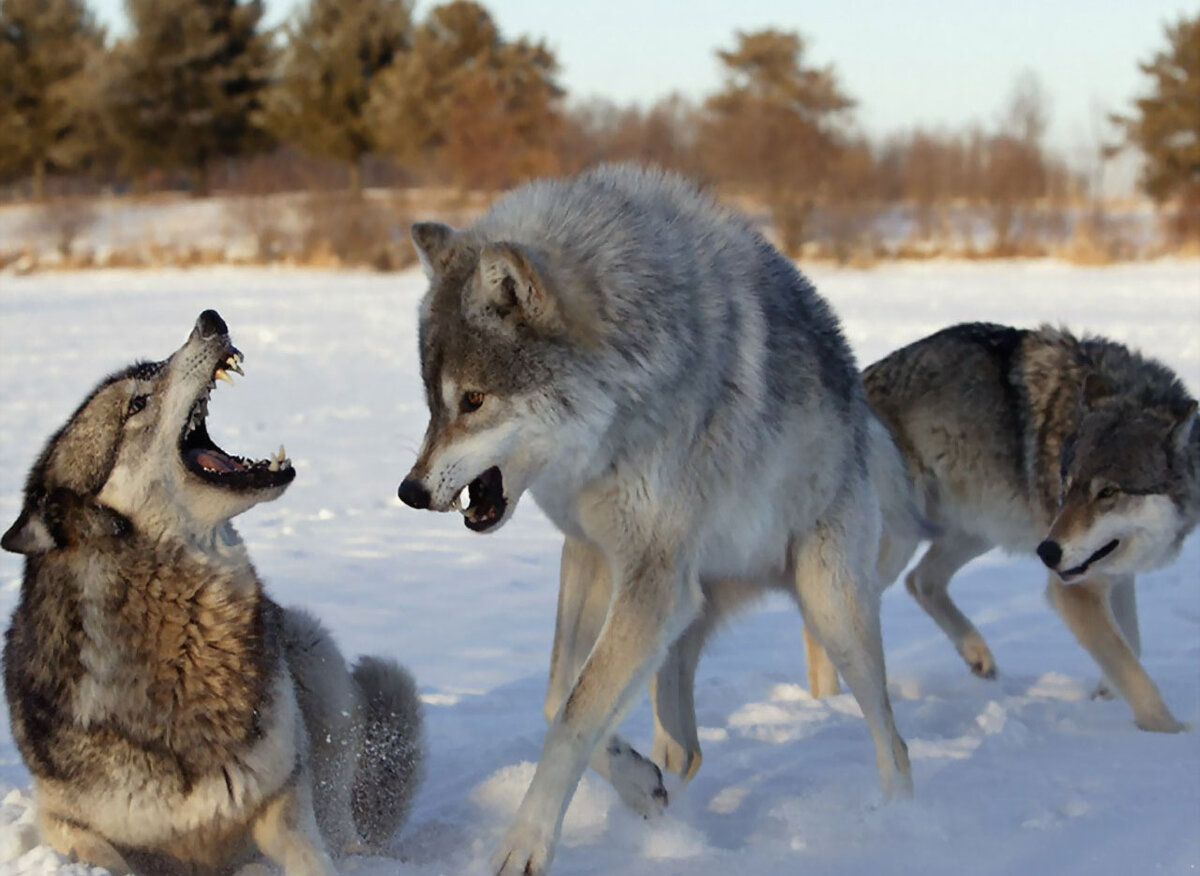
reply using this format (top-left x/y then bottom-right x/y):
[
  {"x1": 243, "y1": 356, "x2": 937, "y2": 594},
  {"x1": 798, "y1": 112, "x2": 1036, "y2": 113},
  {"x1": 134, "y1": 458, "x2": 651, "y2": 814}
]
[
  {"x1": 398, "y1": 165, "x2": 911, "y2": 875},
  {"x1": 2, "y1": 311, "x2": 423, "y2": 875},
  {"x1": 864, "y1": 322, "x2": 1198, "y2": 732}
]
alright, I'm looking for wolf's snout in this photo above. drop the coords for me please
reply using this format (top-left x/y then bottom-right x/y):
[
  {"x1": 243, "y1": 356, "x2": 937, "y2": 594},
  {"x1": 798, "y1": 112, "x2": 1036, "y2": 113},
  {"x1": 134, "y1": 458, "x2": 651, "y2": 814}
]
[
  {"x1": 398, "y1": 478, "x2": 431, "y2": 510},
  {"x1": 194, "y1": 309, "x2": 229, "y2": 340},
  {"x1": 1036, "y1": 539, "x2": 1062, "y2": 569}
]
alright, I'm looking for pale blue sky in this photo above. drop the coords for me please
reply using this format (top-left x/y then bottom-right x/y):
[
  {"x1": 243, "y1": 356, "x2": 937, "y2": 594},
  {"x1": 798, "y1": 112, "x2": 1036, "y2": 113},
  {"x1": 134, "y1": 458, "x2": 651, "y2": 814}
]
[{"x1": 91, "y1": 0, "x2": 1192, "y2": 155}]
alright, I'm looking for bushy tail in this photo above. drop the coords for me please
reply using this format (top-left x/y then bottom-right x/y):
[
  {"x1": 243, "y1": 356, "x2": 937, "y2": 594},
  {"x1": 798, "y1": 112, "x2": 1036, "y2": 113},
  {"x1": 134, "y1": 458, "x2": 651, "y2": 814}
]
[
  {"x1": 866, "y1": 414, "x2": 928, "y2": 588},
  {"x1": 350, "y1": 657, "x2": 425, "y2": 848}
]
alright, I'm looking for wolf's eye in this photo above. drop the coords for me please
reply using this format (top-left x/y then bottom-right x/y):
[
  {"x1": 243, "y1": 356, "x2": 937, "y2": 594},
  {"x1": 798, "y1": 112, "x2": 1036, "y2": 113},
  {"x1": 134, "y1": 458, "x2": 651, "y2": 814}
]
[
  {"x1": 126, "y1": 394, "x2": 148, "y2": 417},
  {"x1": 1096, "y1": 485, "x2": 1118, "y2": 501},
  {"x1": 460, "y1": 391, "x2": 485, "y2": 413}
]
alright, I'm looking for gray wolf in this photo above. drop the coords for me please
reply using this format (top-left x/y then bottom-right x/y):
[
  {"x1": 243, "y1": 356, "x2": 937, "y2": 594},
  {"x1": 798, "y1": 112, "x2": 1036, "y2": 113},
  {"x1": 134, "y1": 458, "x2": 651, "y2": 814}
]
[
  {"x1": 397, "y1": 164, "x2": 912, "y2": 876},
  {"x1": 863, "y1": 321, "x2": 1198, "y2": 733},
  {"x1": 2, "y1": 311, "x2": 423, "y2": 875}
]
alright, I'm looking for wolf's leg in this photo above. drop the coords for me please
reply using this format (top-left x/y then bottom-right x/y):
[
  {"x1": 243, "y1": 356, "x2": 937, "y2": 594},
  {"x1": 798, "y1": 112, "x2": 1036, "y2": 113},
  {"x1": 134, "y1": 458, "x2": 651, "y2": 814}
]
[
  {"x1": 251, "y1": 779, "x2": 336, "y2": 876},
  {"x1": 1092, "y1": 575, "x2": 1140, "y2": 699},
  {"x1": 650, "y1": 609, "x2": 711, "y2": 780},
  {"x1": 497, "y1": 552, "x2": 700, "y2": 876},
  {"x1": 545, "y1": 537, "x2": 666, "y2": 816},
  {"x1": 1047, "y1": 575, "x2": 1184, "y2": 733},
  {"x1": 794, "y1": 517, "x2": 912, "y2": 800},
  {"x1": 804, "y1": 626, "x2": 841, "y2": 698},
  {"x1": 280, "y1": 607, "x2": 365, "y2": 853},
  {"x1": 39, "y1": 811, "x2": 132, "y2": 875},
  {"x1": 905, "y1": 531, "x2": 995, "y2": 678}
]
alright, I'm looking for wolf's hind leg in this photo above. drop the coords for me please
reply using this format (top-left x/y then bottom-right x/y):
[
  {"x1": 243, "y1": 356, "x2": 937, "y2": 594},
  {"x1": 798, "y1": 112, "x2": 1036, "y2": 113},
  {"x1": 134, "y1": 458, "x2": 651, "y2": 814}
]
[
  {"x1": 804, "y1": 627, "x2": 841, "y2": 698},
  {"x1": 251, "y1": 779, "x2": 336, "y2": 876},
  {"x1": 794, "y1": 516, "x2": 912, "y2": 800},
  {"x1": 1047, "y1": 575, "x2": 1184, "y2": 733},
  {"x1": 650, "y1": 612, "x2": 708, "y2": 780},
  {"x1": 546, "y1": 537, "x2": 667, "y2": 816},
  {"x1": 905, "y1": 531, "x2": 995, "y2": 678},
  {"x1": 39, "y1": 811, "x2": 132, "y2": 875}
]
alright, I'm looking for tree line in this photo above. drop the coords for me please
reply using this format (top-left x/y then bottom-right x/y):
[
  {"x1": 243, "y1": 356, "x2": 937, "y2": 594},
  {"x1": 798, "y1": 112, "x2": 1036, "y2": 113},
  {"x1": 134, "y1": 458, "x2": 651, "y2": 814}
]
[{"x1": 1, "y1": 0, "x2": 1196, "y2": 253}]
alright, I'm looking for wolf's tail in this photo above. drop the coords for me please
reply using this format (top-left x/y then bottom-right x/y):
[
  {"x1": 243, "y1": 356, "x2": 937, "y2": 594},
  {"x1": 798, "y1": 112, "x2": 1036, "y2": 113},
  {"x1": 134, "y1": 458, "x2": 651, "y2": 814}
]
[
  {"x1": 350, "y1": 656, "x2": 424, "y2": 848},
  {"x1": 866, "y1": 413, "x2": 928, "y2": 588}
]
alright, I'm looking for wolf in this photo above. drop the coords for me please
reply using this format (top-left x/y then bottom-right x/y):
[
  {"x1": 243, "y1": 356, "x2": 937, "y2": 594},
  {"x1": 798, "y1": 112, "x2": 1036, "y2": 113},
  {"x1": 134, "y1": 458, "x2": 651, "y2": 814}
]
[
  {"x1": 862, "y1": 322, "x2": 1198, "y2": 733},
  {"x1": 397, "y1": 164, "x2": 912, "y2": 876},
  {"x1": 2, "y1": 310, "x2": 424, "y2": 875}
]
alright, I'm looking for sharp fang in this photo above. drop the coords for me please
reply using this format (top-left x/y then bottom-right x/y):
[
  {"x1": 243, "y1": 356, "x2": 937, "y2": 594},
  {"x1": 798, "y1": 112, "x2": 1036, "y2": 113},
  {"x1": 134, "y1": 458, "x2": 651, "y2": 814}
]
[
  {"x1": 226, "y1": 356, "x2": 245, "y2": 375},
  {"x1": 268, "y1": 458, "x2": 279, "y2": 471},
  {"x1": 215, "y1": 369, "x2": 234, "y2": 384},
  {"x1": 457, "y1": 486, "x2": 470, "y2": 512}
]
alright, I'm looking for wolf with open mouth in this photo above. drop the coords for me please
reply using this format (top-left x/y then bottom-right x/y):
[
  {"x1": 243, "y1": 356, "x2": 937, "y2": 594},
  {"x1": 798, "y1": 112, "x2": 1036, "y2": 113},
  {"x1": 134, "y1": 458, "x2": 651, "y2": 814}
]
[{"x1": 2, "y1": 310, "x2": 423, "y2": 875}]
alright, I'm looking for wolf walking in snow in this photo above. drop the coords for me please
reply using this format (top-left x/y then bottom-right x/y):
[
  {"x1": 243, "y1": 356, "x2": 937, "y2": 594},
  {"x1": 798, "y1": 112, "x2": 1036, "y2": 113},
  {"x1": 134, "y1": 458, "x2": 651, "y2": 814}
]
[
  {"x1": 862, "y1": 322, "x2": 1198, "y2": 732},
  {"x1": 397, "y1": 165, "x2": 911, "y2": 875},
  {"x1": 2, "y1": 311, "x2": 423, "y2": 875}
]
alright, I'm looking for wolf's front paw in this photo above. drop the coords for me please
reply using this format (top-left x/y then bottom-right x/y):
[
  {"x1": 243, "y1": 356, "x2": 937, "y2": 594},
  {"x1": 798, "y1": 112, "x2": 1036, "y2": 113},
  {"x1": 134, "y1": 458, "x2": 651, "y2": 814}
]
[
  {"x1": 1135, "y1": 712, "x2": 1189, "y2": 733},
  {"x1": 493, "y1": 819, "x2": 555, "y2": 876},
  {"x1": 651, "y1": 731, "x2": 702, "y2": 782},
  {"x1": 958, "y1": 632, "x2": 997, "y2": 680},
  {"x1": 607, "y1": 740, "x2": 668, "y2": 817}
]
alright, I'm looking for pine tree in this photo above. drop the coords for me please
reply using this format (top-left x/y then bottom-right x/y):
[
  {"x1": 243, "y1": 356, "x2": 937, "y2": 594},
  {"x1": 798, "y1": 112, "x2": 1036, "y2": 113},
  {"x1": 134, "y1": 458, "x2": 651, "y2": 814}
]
[
  {"x1": 699, "y1": 29, "x2": 854, "y2": 254},
  {"x1": 266, "y1": 0, "x2": 412, "y2": 193},
  {"x1": 0, "y1": 0, "x2": 106, "y2": 199},
  {"x1": 1114, "y1": 15, "x2": 1200, "y2": 240},
  {"x1": 100, "y1": 0, "x2": 275, "y2": 196},
  {"x1": 367, "y1": 0, "x2": 562, "y2": 189}
]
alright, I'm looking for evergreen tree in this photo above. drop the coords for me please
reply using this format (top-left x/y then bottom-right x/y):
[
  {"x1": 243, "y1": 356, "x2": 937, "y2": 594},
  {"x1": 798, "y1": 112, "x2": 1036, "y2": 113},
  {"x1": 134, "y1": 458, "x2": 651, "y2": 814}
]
[
  {"x1": 266, "y1": 0, "x2": 412, "y2": 192},
  {"x1": 699, "y1": 29, "x2": 854, "y2": 254},
  {"x1": 0, "y1": 0, "x2": 106, "y2": 199},
  {"x1": 1114, "y1": 15, "x2": 1200, "y2": 239},
  {"x1": 367, "y1": 0, "x2": 562, "y2": 189},
  {"x1": 101, "y1": 0, "x2": 275, "y2": 196}
]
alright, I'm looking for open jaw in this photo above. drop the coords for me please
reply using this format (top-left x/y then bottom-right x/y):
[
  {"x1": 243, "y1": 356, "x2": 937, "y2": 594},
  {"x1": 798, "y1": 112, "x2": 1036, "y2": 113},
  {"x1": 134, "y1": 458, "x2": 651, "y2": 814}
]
[
  {"x1": 453, "y1": 466, "x2": 507, "y2": 532},
  {"x1": 1061, "y1": 539, "x2": 1120, "y2": 580},
  {"x1": 179, "y1": 349, "x2": 296, "y2": 491}
]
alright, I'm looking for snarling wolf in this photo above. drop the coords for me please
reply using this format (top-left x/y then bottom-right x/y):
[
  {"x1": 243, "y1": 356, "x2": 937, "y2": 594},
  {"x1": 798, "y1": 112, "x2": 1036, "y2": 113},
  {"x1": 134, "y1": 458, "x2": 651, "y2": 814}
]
[
  {"x1": 2, "y1": 311, "x2": 423, "y2": 875},
  {"x1": 864, "y1": 322, "x2": 1198, "y2": 732},
  {"x1": 398, "y1": 165, "x2": 912, "y2": 875}
]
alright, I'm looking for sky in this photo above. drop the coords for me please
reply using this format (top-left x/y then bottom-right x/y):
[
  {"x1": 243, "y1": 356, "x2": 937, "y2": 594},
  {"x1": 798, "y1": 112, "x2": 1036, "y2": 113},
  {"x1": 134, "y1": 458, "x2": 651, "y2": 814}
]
[{"x1": 89, "y1": 0, "x2": 1192, "y2": 158}]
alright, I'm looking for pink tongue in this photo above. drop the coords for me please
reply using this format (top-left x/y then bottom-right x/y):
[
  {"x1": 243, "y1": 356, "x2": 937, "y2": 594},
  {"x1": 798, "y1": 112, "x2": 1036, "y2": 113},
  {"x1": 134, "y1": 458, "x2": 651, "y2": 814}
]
[{"x1": 193, "y1": 449, "x2": 246, "y2": 473}]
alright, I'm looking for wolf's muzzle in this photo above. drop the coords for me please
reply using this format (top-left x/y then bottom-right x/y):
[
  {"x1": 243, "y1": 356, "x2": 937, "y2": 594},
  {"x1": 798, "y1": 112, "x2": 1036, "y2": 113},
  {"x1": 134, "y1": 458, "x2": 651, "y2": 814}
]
[
  {"x1": 1036, "y1": 539, "x2": 1062, "y2": 569},
  {"x1": 194, "y1": 309, "x2": 229, "y2": 340},
  {"x1": 398, "y1": 478, "x2": 432, "y2": 509}
]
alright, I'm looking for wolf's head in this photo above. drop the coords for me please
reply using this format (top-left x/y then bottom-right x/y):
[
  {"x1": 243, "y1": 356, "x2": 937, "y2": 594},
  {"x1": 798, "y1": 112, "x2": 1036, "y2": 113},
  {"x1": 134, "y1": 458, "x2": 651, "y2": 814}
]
[
  {"x1": 1037, "y1": 376, "x2": 1197, "y2": 582},
  {"x1": 2, "y1": 310, "x2": 295, "y2": 556},
  {"x1": 397, "y1": 221, "x2": 608, "y2": 533}
]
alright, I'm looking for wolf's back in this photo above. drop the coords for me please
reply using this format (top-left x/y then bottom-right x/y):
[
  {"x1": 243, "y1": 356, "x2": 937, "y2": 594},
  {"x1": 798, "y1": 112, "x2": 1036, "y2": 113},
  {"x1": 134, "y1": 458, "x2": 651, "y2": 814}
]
[{"x1": 350, "y1": 656, "x2": 424, "y2": 847}]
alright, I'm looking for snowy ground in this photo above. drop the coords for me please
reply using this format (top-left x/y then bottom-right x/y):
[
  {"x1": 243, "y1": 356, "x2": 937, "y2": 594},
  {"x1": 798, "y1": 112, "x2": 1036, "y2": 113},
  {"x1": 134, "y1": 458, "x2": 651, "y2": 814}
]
[{"x1": 0, "y1": 260, "x2": 1197, "y2": 875}]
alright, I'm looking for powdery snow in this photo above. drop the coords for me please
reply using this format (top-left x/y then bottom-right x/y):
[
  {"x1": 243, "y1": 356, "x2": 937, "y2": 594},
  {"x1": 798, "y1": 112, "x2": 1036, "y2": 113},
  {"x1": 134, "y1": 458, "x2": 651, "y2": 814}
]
[{"x1": 0, "y1": 259, "x2": 1198, "y2": 875}]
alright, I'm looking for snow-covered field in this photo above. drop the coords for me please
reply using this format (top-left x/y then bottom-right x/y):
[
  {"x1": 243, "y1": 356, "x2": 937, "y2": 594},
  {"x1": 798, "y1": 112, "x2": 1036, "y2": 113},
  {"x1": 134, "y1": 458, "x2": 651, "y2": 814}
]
[{"x1": 0, "y1": 260, "x2": 1197, "y2": 875}]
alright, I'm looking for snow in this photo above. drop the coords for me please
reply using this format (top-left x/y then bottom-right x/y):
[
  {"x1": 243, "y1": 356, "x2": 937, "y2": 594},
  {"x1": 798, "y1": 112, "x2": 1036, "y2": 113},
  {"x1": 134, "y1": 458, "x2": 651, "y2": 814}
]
[{"x1": 0, "y1": 259, "x2": 1198, "y2": 875}]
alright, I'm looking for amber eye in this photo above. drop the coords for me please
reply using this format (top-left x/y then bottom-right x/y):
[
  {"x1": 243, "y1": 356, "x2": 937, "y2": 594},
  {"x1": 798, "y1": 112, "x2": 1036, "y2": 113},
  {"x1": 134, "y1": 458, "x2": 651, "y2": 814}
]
[
  {"x1": 460, "y1": 391, "x2": 485, "y2": 413},
  {"x1": 126, "y1": 394, "x2": 149, "y2": 417},
  {"x1": 1096, "y1": 485, "x2": 1118, "y2": 501}
]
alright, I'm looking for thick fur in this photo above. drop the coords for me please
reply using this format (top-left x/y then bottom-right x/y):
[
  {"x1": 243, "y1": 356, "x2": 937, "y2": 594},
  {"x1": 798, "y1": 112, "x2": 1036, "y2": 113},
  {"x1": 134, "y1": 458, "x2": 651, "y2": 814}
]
[
  {"x1": 865, "y1": 321, "x2": 1198, "y2": 732},
  {"x1": 2, "y1": 313, "x2": 423, "y2": 875},
  {"x1": 401, "y1": 165, "x2": 911, "y2": 876}
]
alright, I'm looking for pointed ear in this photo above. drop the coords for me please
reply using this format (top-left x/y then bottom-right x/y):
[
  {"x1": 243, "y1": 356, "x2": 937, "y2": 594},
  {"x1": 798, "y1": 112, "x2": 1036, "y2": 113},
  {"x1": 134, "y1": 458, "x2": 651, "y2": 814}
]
[
  {"x1": 410, "y1": 222, "x2": 457, "y2": 279},
  {"x1": 1080, "y1": 372, "x2": 1113, "y2": 410},
  {"x1": 1171, "y1": 399, "x2": 1197, "y2": 455},
  {"x1": 1, "y1": 505, "x2": 56, "y2": 555},
  {"x1": 471, "y1": 242, "x2": 564, "y2": 335}
]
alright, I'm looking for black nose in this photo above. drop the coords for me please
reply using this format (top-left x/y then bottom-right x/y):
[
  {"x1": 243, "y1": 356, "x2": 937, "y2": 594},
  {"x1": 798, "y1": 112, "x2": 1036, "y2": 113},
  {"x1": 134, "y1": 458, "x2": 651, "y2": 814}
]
[
  {"x1": 196, "y1": 309, "x2": 228, "y2": 338},
  {"x1": 1036, "y1": 539, "x2": 1062, "y2": 569},
  {"x1": 398, "y1": 478, "x2": 431, "y2": 510}
]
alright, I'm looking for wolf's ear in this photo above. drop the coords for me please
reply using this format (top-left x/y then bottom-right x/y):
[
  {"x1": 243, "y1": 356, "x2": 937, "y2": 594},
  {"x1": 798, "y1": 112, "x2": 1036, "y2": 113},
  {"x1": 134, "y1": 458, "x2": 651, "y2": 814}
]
[
  {"x1": 1, "y1": 505, "x2": 56, "y2": 555},
  {"x1": 1080, "y1": 372, "x2": 1113, "y2": 410},
  {"x1": 411, "y1": 222, "x2": 457, "y2": 279},
  {"x1": 472, "y1": 242, "x2": 564, "y2": 335},
  {"x1": 1170, "y1": 400, "x2": 1197, "y2": 454}
]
